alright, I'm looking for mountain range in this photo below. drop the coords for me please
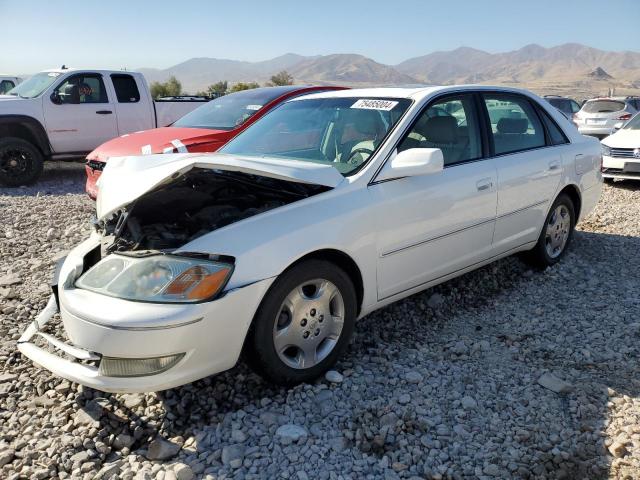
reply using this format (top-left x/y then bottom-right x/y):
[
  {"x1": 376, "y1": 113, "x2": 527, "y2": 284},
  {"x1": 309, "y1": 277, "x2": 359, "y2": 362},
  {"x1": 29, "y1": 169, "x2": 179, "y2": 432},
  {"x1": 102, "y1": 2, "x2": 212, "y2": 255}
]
[{"x1": 139, "y1": 43, "x2": 640, "y2": 98}]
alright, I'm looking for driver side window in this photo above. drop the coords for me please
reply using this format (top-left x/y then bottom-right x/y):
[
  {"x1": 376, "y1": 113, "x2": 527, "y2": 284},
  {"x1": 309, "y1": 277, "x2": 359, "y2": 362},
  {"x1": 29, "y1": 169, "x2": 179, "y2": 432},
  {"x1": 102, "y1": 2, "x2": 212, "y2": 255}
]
[
  {"x1": 54, "y1": 74, "x2": 108, "y2": 104},
  {"x1": 398, "y1": 94, "x2": 482, "y2": 166}
]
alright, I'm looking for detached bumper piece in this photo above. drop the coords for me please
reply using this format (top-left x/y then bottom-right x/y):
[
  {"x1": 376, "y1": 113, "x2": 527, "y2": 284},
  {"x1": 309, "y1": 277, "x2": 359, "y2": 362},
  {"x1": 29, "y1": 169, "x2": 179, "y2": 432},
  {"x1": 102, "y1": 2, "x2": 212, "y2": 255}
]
[
  {"x1": 17, "y1": 295, "x2": 102, "y2": 380},
  {"x1": 17, "y1": 295, "x2": 186, "y2": 389}
]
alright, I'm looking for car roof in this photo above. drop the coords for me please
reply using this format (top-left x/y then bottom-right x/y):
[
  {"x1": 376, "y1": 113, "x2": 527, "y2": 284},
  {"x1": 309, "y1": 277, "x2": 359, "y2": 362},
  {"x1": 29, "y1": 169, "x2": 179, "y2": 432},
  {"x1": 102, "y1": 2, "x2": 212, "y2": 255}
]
[{"x1": 291, "y1": 85, "x2": 547, "y2": 102}]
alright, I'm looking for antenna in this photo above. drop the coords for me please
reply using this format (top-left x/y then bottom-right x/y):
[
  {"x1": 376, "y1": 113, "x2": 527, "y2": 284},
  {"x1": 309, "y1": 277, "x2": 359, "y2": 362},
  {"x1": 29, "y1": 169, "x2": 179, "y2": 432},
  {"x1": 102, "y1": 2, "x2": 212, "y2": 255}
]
[{"x1": 61, "y1": 64, "x2": 67, "y2": 70}]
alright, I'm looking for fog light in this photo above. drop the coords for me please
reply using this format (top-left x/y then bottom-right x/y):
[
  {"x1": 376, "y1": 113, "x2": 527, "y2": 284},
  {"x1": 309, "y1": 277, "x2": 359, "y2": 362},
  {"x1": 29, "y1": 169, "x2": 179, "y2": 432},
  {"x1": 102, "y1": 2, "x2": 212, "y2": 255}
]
[{"x1": 99, "y1": 353, "x2": 185, "y2": 377}]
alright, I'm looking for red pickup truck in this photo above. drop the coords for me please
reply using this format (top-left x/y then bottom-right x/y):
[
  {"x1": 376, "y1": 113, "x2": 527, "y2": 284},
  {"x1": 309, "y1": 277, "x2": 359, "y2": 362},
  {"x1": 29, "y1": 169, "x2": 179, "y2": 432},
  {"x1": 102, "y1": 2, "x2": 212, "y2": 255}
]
[{"x1": 85, "y1": 85, "x2": 345, "y2": 198}]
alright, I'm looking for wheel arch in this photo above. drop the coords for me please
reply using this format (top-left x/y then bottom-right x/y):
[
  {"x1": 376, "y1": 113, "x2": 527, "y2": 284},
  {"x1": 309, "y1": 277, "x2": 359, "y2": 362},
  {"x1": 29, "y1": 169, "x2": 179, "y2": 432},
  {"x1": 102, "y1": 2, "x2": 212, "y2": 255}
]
[
  {"x1": 557, "y1": 183, "x2": 582, "y2": 221},
  {"x1": 0, "y1": 115, "x2": 51, "y2": 156},
  {"x1": 284, "y1": 248, "x2": 365, "y2": 316}
]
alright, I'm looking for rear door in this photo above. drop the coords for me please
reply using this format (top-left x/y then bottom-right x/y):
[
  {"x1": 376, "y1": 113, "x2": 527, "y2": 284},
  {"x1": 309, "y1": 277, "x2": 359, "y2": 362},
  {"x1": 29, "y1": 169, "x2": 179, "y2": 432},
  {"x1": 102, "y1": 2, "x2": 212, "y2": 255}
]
[
  {"x1": 481, "y1": 93, "x2": 563, "y2": 253},
  {"x1": 371, "y1": 93, "x2": 498, "y2": 300},
  {"x1": 42, "y1": 73, "x2": 118, "y2": 153},
  {"x1": 110, "y1": 74, "x2": 155, "y2": 134}
]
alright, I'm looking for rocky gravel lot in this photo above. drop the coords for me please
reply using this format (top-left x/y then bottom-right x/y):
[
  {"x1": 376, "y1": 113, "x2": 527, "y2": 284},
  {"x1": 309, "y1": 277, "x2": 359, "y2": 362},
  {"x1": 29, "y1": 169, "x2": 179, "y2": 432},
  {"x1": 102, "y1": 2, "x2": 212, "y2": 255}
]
[{"x1": 0, "y1": 163, "x2": 639, "y2": 480}]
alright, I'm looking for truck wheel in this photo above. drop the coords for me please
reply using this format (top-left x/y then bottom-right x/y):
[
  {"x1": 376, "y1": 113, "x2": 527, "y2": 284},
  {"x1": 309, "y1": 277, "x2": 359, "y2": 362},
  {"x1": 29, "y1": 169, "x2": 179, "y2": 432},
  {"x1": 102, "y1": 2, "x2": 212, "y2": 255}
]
[{"x1": 0, "y1": 137, "x2": 44, "y2": 187}]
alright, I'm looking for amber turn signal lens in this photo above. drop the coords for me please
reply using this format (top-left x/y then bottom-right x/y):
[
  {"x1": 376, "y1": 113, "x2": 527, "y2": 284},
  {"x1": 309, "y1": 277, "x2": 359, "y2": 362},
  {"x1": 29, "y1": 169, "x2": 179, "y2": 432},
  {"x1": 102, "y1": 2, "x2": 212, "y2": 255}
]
[{"x1": 165, "y1": 265, "x2": 231, "y2": 300}]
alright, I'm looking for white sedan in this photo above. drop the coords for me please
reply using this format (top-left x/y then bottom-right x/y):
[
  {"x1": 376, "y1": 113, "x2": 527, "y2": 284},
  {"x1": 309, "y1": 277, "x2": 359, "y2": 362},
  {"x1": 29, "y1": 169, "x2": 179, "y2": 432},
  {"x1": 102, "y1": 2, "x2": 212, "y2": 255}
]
[
  {"x1": 601, "y1": 112, "x2": 640, "y2": 181},
  {"x1": 18, "y1": 86, "x2": 602, "y2": 393}
]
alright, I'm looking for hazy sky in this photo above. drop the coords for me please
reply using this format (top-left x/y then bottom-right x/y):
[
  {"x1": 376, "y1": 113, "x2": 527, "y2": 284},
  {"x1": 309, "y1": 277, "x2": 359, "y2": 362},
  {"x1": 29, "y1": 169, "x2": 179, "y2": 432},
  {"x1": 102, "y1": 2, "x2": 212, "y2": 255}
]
[{"x1": 2, "y1": 0, "x2": 639, "y2": 73}]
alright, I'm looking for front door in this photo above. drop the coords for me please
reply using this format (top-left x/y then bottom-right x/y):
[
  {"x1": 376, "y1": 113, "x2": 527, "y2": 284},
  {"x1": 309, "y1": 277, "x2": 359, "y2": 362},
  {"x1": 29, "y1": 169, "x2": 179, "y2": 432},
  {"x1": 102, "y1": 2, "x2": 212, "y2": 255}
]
[
  {"x1": 43, "y1": 73, "x2": 118, "y2": 153},
  {"x1": 370, "y1": 93, "x2": 498, "y2": 300}
]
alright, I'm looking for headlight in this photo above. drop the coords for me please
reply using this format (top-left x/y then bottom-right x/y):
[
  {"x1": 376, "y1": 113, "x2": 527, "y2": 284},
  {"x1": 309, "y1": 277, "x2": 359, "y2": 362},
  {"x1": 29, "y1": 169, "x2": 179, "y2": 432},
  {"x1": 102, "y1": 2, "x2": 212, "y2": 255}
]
[
  {"x1": 601, "y1": 144, "x2": 611, "y2": 157},
  {"x1": 76, "y1": 254, "x2": 233, "y2": 303}
]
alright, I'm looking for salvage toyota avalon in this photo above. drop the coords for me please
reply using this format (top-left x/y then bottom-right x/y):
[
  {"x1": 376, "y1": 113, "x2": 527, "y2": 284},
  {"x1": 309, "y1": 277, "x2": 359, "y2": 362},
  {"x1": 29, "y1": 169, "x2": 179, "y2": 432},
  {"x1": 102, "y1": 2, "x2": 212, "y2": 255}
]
[{"x1": 18, "y1": 86, "x2": 602, "y2": 393}]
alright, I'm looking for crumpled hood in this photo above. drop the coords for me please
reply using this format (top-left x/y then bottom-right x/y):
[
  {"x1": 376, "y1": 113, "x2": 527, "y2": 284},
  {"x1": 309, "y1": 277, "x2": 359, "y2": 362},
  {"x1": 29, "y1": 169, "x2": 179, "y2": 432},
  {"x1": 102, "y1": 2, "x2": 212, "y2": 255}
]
[
  {"x1": 87, "y1": 126, "x2": 228, "y2": 161},
  {"x1": 96, "y1": 152, "x2": 345, "y2": 219},
  {"x1": 602, "y1": 128, "x2": 640, "y2": 149}
]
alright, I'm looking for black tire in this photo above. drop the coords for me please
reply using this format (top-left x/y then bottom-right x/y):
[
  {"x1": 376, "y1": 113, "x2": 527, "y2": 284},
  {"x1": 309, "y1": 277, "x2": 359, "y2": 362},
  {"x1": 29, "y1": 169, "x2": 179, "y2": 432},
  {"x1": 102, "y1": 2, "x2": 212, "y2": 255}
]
[
  {"x1": 603, "y1": 177, "x2": 614, "y2": 184},
  {"x1": 245, "y1": 259, "x2": 357, "y2": 386},
  {"x1": 522, "y1": 194, "x2": 575, "y2": 269},
  {"x1": 0, "y1": 137, "x2": 44, "y2": 187}
]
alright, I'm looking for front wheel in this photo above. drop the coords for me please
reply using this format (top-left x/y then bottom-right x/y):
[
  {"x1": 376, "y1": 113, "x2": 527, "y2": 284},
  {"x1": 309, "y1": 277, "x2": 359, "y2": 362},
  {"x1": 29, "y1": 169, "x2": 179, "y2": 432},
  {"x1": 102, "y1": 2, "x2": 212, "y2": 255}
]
[
  {"x1": 245, "y1": 259, "x2": 357, "y2": 385},
  {"x1": 522, "y1": 194, "x2": 575, "y2": 269},
  {"x1": 0, "y1": 137, "x2": 44, "y2": 186}
]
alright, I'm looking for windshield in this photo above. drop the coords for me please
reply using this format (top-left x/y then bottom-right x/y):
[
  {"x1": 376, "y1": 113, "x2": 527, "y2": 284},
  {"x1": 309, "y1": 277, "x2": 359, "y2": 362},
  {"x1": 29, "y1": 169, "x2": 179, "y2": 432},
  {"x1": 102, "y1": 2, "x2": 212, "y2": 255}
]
[
  {"x1": 174, "y1": 88, "x2": 294, "y2": 130},
  {"x1": 623, "y1": 112, "x2": 640, "y2": 130},
  {"x1": 220, "y1": 97, "x2": 412, "y2": 176},
  {"x1": 7, "y1": 72, "x2": 62, "y2": 98}
]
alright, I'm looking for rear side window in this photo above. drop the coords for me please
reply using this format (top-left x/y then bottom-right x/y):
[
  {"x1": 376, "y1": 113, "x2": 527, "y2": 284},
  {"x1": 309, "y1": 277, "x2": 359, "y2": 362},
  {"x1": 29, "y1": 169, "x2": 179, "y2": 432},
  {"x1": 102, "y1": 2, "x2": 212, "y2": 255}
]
[
  {"x1": 0, "y1": 80, "x2": 15, "y2": 94},
  {"x1": 111, "y1": 74, "x2": 140, "y2": 103},
  {"x1": 538, "y1": 108, "x2": 569, "y2": 145},
  {"x1": 482, "y1": 94, "x2": 545, "y2": 155},
  {"x1": 582, "y1": 100, "x2": 625, "y2": 113}
]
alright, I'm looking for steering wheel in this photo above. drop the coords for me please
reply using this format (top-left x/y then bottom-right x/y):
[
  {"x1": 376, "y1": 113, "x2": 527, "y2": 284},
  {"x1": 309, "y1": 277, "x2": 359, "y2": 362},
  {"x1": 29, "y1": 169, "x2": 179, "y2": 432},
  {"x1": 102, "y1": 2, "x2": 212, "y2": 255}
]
[{"x1": 346, "y1": 147, "x2": 375, "y2": 165}]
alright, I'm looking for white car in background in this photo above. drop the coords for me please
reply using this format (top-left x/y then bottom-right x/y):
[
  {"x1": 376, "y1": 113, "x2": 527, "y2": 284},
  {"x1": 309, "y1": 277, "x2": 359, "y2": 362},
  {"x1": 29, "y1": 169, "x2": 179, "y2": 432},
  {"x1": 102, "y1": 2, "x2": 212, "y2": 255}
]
[
  {"x1": 601, "y1": 112, "x2": 640, "y2": 182},
  {"x1": 18, "y1": 86, "x2": 602, "y2": 393},
  {"x1": 0, "y1": 75, "x2": 22, "y2": 94},
  {"x1": 573, "y1": 97, "x2": 640, "y2": 139}
]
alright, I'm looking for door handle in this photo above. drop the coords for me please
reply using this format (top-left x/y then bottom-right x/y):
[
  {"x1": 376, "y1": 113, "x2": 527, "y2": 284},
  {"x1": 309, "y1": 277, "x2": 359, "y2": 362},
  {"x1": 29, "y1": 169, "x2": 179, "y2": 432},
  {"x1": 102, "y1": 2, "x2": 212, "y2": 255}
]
[
  {"x1": 476, "y1": 178, "x2": 493, "y2": 191},
  {"x1": 548, "y1": 160, "x2": 561, "y2": 171},
  {"x1": 96, "y1": 110, "x2": 113, "y2": 115}
]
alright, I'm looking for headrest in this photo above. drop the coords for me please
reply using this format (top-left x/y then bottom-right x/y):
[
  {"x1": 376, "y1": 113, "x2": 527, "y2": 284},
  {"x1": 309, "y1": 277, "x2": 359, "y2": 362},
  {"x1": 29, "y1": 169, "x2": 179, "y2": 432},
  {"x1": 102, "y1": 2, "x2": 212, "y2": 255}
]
[
  {"x1": 421, "y1": 116, "x2": 457, "y2": 144},
  {"x1": 497, "y1": 117, "x2": 528, "y2": 134},
  {"x1": 343, "y1": 109, "x2": 384, "y2": 136}
]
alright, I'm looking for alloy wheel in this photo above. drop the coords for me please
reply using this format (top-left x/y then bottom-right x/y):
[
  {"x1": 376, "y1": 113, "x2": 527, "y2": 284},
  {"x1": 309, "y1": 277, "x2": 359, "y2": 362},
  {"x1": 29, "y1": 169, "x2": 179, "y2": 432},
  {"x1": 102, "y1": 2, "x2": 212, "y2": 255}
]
[{"x1": 272, "y1": 279, "x2": 345, "y2": 369}]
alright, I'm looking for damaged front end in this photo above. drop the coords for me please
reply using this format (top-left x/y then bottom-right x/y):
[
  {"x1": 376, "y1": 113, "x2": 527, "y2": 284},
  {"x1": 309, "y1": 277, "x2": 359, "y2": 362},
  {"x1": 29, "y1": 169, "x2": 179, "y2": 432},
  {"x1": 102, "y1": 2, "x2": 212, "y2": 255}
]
[{"x1": 18, "y1": 154, "x2": 342, "y2": 391}]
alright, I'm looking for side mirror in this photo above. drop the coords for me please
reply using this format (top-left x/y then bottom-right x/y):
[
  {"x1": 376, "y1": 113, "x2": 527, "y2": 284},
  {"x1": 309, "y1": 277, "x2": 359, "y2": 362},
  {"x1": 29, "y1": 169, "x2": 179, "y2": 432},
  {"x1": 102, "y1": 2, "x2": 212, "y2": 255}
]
[
  {"x1": 50, "y1": 91, "x2": 62, "y2": 105},
  {"x1": 376, "y1": 148, "x2": 444, "y2": 182}
]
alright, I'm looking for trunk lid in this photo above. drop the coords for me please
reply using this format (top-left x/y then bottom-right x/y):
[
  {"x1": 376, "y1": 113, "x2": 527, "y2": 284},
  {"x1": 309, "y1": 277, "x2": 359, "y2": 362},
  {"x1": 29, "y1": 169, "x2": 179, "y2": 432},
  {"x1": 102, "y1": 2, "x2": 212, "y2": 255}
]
[{"x1": 96, "y1": 152, "x2": 344, "y2": 219}]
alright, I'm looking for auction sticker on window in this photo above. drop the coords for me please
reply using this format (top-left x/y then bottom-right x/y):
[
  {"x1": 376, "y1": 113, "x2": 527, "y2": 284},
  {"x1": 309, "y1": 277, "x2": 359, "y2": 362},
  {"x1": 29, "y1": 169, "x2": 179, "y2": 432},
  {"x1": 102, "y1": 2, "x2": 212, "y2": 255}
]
[
  {"x1": 246, "y1": 104, "x2": 262, "y2": 111},
  {"x1": 351, "y1": 99, "x2": 398, "y2": 111}
]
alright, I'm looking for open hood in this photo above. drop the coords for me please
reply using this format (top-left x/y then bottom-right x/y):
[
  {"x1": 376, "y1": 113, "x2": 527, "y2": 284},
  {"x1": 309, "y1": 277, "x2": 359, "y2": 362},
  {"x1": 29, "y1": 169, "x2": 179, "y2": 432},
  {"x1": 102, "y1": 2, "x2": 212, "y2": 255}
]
[{"x1": 96, "y1": 152, "x2": 345, "y2": 219}]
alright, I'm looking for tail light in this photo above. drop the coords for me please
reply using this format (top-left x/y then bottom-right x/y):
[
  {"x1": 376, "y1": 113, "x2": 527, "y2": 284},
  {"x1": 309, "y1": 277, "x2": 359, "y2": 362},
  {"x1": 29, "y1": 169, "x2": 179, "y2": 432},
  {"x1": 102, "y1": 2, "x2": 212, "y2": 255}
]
[{"x1": 616, "y1": 113, "x2": 632, "y2": 121}]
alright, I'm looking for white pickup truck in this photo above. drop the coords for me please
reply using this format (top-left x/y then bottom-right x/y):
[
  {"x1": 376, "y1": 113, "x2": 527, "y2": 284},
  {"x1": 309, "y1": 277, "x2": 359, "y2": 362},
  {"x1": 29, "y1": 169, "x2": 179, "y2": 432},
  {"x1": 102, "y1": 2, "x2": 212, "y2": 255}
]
[
  {"x1": 0, "y1": 76, "x2": 22, "y2": 95},
  {"x1": 0, "y1": 68, "x2": 208, "y2": 186}
]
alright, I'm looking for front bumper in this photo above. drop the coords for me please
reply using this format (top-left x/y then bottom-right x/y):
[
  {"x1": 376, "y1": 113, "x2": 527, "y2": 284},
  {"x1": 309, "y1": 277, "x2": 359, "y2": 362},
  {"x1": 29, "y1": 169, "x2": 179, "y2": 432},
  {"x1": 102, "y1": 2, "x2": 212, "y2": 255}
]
[
  {"x1": 602, "y1": 154, "x2": 640, "y2": 180},
  {"x1": 17, "y1": 241, "x2": 275, "y2": 393},
  {"x1": 85, "y1": 160, "x2": 105, "y2": 200}
]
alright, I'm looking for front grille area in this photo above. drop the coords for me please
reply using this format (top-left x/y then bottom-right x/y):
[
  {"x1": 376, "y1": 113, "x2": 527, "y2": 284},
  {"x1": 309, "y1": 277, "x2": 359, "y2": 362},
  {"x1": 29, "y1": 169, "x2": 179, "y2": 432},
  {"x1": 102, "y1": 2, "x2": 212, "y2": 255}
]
[
  {"x1": 86, "y1": 160, "x2": 105, "y2": 171},
  {"x1": 610, "y1": 148, "x2": 639, "y2": 159}
]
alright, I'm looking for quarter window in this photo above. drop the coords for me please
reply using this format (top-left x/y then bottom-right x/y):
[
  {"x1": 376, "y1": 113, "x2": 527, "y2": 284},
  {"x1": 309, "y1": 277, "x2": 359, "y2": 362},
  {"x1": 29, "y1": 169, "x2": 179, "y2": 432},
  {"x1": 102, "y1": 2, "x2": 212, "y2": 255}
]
[
  {"x1": 538, "y1": 108, "x2": 569, "y2": 145},
  {"x1": 54, "y1": 74, "x2": 108, "y2": 104},
  {"x1": 483, "y1": 94, "x2": 545, "y2": 155},
  {"x1": 0, "y1": 80, "x2": 15, "y2": 94},
  {"x1": 111, "y1": 74, "x2": 141, "y2": 103},
  {"x1": 398, "y1": 94, "x2": 482, "y2": 166}
]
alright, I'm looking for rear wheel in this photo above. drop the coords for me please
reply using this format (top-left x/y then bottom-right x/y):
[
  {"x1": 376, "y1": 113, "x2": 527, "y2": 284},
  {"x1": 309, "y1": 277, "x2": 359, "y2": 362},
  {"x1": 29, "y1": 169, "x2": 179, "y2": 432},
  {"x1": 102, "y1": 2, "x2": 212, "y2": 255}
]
[
  {"x1": 245, "y1": 259, "x2": 357, "y2": 385},
  {"x1": 522, "y1": 194, "x2": 575, "y2": 269},
  {"x1": 0, "y1": 137, "x2": 44, "y2": 186}
]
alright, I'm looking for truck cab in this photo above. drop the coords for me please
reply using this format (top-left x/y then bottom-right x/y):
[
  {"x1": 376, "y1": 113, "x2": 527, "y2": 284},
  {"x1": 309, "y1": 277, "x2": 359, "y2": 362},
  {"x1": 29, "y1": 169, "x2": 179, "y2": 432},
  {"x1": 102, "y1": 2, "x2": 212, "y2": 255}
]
[{"x1": 0, "y1": 68, "x2": 207, "y2": 186}]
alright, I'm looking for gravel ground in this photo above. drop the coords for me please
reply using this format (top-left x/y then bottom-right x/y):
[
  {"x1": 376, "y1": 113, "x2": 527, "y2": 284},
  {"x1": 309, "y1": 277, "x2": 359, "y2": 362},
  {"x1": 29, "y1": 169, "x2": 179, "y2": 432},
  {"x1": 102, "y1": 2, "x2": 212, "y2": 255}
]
[{"x1": 0, "y1": 163, "x2": 638, "y2": 480}]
